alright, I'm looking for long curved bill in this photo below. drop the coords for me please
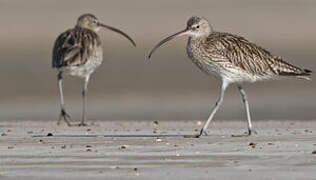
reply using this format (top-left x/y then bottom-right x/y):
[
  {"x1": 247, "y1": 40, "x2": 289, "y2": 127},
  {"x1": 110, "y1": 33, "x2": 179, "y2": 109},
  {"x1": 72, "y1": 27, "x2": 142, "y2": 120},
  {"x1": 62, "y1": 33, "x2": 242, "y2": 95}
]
[
  {"x1": 147, "y1": 29, "x2": 191, "y2": 60},
  {"x1": 98, "y1": 23, "x2": 136, "y2": 47}
]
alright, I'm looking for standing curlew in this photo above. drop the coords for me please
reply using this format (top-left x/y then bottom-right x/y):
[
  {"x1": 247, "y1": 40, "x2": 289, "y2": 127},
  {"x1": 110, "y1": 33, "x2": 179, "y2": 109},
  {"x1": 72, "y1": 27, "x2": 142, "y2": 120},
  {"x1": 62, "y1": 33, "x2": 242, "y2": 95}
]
[
  {"x1": 148, "y1": 16, "x2": 312, "y2": 137},
  {"x1": 52, "y1": 14, "x2": 136, "y2": 126}
]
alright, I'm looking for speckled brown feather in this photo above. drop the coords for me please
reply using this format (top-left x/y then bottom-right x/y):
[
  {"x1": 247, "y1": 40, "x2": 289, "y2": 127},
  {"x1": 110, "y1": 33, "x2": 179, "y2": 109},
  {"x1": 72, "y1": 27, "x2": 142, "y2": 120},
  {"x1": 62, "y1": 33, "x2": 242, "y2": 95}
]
[
  {"x1": 195, "y1": 32, "x2": 312, "y2": 78},
  {"x1": 52, "y1": 27, "x2": 101, "y2": 68}
]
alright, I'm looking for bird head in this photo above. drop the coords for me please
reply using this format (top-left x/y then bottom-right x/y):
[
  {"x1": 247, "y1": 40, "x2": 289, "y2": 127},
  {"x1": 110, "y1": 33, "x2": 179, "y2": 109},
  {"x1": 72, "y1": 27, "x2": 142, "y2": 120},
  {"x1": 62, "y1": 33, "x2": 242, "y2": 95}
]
[
  {"x1": 186, "y1": 16, "x2": 212, "y2": 38},
  {"x1": 147, "y1": 16, "x2": 212, "y2": 59},
  {"x1": 76, "y1": 14, "x2": 100, "y2": 31},
  {"x1": 76, "y1": 13, "x2": 136, "y2": 46}
]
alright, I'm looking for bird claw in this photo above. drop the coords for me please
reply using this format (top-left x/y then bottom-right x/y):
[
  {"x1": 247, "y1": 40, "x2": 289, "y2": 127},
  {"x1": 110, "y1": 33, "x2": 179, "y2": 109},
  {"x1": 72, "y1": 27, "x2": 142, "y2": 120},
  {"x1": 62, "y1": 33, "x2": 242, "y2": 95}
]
[
  {"x1": 58, "y1": 109, "x2": 72, "y2": 126},
  {"x1": 197, "y1": 129, "x2": 208, "y2": 137},
  {"x1": 231, "y1": 129, "x2": 257, "y2": 137}
]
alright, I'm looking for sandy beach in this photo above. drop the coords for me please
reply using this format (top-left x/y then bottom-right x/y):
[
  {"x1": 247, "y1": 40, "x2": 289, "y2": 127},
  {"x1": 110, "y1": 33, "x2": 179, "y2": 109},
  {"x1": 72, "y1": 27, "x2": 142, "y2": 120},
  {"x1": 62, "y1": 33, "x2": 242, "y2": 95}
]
[
  {"x1": 1, "y1": 120, "x2": 316, "y2": 179},
  {"x1": 0, "y1": 1, "x2": 315, "y2": 179}
]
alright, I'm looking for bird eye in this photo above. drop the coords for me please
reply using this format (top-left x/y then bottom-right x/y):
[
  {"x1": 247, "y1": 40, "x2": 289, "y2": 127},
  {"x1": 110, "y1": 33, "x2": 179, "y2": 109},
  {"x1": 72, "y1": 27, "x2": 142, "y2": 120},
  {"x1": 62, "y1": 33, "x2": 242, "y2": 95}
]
[{"x1": 196, "y1": 25, "x2": 200, "y2": 29}]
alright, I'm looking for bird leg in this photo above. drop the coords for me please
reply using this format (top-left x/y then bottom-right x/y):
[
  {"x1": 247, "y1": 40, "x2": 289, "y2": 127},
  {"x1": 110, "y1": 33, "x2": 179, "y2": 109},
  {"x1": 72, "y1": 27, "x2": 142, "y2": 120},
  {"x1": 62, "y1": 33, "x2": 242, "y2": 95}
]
[
  {"x1": 198, "y1": 81, "x2": 229, "y2": 137},
  {"x1": 231, "y1": 85, "x2": 257, "y2": 137},
  {"x1": 79, "y1": 76, "x2": 90, "y2": 127},
  {"x1": 57, "y1": 72, "x2": 72, "y2": 126}
]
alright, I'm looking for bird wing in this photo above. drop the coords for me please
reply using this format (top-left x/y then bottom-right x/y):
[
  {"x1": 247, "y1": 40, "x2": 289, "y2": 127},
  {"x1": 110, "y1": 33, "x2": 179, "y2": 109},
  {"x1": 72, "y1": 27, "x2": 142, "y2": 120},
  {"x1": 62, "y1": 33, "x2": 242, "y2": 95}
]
[
  {"x1": 203, "y1": 32, "x2": 274, "y2": 75},
  {"x1": 267, "y1": 56, "x2": 312, "y2": 79},
  {"x1": 52, "y1": 28, "x2": 100, "y2": 68},
  {"x1": 203, "y1": 32, "x2": 311, "y2": 77}
]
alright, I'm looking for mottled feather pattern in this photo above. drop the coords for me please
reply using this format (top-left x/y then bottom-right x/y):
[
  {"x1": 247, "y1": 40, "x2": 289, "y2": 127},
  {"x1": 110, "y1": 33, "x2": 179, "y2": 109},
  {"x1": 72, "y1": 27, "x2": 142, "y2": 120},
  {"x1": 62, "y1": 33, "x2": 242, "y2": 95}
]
[
  {"x1": 188, "y1": 32, "x2": 312, "y2": 82},
  {"x1": 52, "y1": 27, "x2": 101, "y2": 68},
  {"x1": 269, "y1": 56, "x2": 312, "y2": 77}
]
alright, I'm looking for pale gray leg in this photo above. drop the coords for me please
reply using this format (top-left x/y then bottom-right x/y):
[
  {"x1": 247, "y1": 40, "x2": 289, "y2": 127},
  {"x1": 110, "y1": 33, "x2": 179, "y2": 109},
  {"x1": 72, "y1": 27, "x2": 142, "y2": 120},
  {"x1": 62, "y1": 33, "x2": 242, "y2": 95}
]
[
  {"x1": 79, "y1": 75, "x2": 90, "y2": 126},
  {"x1": 57, "y1": 72, "x2": 72, "y2": 126},
  {"x1": 237, "y1": 85, "x2": 254, "y2": 135},
  {"x1": 199, "y1": 81, "x2": 229, "y2": 136}
]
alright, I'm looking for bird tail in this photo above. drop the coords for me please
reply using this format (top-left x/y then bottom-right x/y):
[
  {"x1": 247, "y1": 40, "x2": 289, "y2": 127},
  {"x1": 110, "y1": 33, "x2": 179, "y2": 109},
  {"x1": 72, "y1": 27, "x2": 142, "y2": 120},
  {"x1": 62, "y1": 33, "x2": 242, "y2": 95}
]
[
  {"x1": 269, "y1": 56, "x2": 312, "y2": 80},
  {"x1": 280, "y1": 68, "x2": 312, "y2": 80}
]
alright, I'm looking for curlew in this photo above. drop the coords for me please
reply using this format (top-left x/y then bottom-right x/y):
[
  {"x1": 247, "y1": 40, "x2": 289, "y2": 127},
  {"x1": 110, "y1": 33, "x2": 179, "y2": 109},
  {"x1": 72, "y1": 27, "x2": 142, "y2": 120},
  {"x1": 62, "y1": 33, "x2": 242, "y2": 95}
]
[
  {"x1": 148, "y1": 16, "x2": 312, "y2": 137},
  {"x1": 52, "y1": 13, "x2": 136, "y2": 126}
]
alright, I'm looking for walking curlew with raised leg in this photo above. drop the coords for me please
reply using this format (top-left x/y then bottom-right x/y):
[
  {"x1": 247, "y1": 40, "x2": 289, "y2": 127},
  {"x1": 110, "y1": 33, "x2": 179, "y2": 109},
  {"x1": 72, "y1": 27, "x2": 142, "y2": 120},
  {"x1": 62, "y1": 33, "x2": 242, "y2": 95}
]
[
  {"x1": 52, "y1": 13, "x2": 136, "y2": 126},
  {"x1": 148, "y1": 16, "x2": 312, "y2": 137}
]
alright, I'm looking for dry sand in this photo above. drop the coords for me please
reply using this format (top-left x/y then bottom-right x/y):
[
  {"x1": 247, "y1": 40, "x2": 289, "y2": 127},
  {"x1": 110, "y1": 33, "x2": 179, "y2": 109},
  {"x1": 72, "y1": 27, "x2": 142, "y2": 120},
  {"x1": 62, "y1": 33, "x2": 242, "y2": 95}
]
[{"x1": 1, "y1": 120, "x2": 316, "y2": 180}]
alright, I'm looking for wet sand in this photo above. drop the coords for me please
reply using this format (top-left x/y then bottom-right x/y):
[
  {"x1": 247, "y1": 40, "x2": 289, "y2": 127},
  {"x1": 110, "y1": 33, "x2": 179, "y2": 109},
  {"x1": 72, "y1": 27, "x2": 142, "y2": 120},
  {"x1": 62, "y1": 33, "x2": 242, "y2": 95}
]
[{"x1": 1, "y1": 120, "x2": 316, "y2": 179}]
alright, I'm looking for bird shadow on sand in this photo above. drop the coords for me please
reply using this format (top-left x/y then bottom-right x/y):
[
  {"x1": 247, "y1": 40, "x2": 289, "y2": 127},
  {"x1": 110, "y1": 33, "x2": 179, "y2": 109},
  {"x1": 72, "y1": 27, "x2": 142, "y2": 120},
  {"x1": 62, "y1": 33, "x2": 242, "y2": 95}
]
[
  {"x1": 31, "y1": 134, "x2": 202, "y2": 138},
  {"x1": 31, "y1": 133, "x2": 253, "y2": 138}
]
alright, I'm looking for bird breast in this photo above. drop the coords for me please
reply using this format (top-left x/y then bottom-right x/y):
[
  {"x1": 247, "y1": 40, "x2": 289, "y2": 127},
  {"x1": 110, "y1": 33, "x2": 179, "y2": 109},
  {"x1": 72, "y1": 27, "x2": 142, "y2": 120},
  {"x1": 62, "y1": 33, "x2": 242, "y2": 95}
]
[
  {"x1": 186, "y1": 37, "x2": 223, "y2": 79},
  {"x1": 63, "y1": 45, "x2": 103, "y2": 78}
]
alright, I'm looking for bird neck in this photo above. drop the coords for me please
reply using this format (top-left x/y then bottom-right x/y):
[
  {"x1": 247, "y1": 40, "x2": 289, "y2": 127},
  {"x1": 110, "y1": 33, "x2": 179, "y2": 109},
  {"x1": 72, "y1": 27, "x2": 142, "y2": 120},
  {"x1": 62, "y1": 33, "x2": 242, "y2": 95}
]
[
  {"x1": 189, "y1": 36, "x2": 206, "y2": 45},
  {"x1": 75, "y1": 25, "x2": 98, "y2": 33}
]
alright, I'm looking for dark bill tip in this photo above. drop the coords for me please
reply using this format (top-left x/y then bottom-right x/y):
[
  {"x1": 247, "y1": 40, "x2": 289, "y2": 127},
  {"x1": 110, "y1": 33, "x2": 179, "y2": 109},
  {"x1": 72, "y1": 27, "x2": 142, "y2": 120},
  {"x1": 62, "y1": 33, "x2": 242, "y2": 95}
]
[
  {"x1": 99, "y1": 23, "x2": 136, "y2": 47},
  {"x1": 147, "y1": 29, "x2": 190, "y2": 61}
]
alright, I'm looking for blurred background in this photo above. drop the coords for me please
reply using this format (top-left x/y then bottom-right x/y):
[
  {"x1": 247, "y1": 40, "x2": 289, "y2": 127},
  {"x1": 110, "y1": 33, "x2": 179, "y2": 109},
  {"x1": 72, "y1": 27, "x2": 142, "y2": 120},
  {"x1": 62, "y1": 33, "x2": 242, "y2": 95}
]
[{"x1": 0, "y1": 0, "x2": 315, "y2": 122}]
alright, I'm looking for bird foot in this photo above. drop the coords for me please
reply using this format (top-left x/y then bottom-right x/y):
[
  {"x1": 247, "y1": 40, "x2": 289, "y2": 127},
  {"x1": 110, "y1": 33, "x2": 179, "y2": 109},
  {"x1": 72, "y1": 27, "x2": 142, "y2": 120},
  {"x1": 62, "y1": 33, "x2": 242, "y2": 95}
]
[
  {"x1": 197, "y1": 129, "x2": 208, "y2": 138},
  {"x1": 231, "y1": 129, "x2": 257, "y2": 137},
  {"x1": 58, "y1": 109, "x2": 72, "y2": 126}
]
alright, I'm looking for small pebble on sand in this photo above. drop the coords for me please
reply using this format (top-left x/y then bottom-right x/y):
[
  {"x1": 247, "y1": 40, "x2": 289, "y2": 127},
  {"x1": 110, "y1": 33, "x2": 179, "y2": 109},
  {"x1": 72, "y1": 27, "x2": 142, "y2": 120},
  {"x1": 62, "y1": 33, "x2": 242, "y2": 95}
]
[
  {"x1": 249, "y1": 142, "x2": 256, "y2": 148},
  {"x1": 119, "y1": 145, "x2": 128, "y2": 150}
]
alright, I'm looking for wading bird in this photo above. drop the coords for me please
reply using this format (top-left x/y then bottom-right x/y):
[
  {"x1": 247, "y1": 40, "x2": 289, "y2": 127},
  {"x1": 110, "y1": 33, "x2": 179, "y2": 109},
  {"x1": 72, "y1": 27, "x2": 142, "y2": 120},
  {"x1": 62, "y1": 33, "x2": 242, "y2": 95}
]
[
  {"x1": 52, "y1": 14, "x2": 136, "y2": 126},
  {"x1": 148, "y1": 16, "x2": 312, "y2": 137}
]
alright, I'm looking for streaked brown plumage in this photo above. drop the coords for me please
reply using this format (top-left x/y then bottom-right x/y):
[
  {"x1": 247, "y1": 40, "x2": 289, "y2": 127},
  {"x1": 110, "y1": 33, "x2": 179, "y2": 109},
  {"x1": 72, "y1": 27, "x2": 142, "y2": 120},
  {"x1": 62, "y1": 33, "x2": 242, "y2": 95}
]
[
  {"x1": 53, "y1": 27, "x2": 101, "y2": 69},
  {"x1": 52, "y1": 13, "x2": 136, "y2": 126},
  {"x1": 148, "y1": 16, "x2": 312, "y2": 137},
  {"x1": 188, "y1": 31, "x2": 311, "y2": 82}
]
